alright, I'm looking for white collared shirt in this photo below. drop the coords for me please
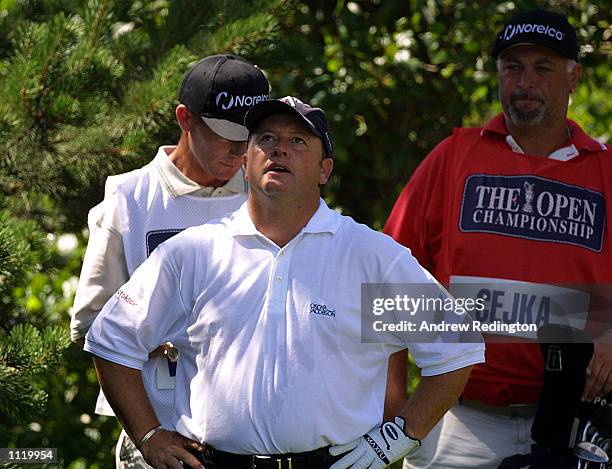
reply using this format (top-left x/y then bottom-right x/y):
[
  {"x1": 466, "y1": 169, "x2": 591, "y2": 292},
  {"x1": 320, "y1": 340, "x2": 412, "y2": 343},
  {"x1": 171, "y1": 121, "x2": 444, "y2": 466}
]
[
  {"x1": 70, "y1": 146, "x2": 246, "y2": 341},
  {"x1": 85, "y1": 200, "x2": 484, "y2": 454}
]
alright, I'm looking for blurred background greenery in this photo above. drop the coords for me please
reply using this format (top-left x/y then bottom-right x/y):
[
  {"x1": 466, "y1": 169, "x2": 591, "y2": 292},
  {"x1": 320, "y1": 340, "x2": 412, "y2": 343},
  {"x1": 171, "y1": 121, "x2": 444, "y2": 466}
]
[{"x1": 0, "y1": 0, "x2": 609, "y2": 467}]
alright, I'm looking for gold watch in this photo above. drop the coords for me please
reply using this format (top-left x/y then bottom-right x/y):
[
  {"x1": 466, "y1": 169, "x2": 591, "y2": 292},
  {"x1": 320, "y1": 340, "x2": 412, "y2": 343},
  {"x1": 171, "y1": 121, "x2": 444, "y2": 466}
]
[{"x1": 163, "y1": 342, "x2": 179, "y2": 362}]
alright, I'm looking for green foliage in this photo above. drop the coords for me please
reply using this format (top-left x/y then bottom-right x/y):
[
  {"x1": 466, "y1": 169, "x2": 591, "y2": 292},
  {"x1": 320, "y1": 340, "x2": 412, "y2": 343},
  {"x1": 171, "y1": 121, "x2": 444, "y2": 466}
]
[
  {"x1": 3, "y1": 232, "x2": 119, "y2": 467},
  {"x1": 0, "y1": 211, "x2": 48, "y2": 325},
  {"x1": 261, "y1": 0, "x2": 610, "y2": 228},
  {"x1": 1, "y1": 2, "x2": 129, "y2": 228},
  {"x1": 0, "y1": 324, "x2": 70, "y2": 432},
  {"x1": 0, "y1": 215, "x2": 37, "y2": 300}
]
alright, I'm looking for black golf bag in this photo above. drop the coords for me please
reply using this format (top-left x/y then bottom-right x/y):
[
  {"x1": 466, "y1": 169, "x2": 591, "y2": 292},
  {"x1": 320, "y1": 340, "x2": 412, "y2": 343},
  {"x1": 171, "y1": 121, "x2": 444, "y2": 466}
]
[{"x1": 499, "y1": 325, "x2": 611, "y2": 468}]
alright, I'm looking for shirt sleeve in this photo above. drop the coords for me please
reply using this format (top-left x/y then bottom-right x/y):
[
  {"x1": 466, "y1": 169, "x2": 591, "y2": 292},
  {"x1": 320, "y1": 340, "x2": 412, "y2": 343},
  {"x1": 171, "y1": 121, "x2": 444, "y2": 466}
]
[
  {"x1": 70, "y1": 194, "x2": 129, "y2": 341},
  {"x1": 84, "y1": 243, "x2": 189, "y2": 370},
  {"x1": 383, "y1": 136, "x2": 453, "y2": 273},
  {"x1": 381, "y1": 249, "x2": 485, "y2": 377}
]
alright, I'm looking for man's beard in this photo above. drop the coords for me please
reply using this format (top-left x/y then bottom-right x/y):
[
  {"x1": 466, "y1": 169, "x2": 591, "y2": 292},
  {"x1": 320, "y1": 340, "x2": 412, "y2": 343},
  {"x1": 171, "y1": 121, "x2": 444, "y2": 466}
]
[{"x1": 506, "y1": 92, "x2": 546, "y2": 126}]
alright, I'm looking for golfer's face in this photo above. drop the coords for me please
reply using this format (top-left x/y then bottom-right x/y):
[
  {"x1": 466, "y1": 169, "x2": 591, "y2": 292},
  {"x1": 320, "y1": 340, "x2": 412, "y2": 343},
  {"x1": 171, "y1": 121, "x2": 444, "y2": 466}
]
[{"x1": 245, "y1": 114, "x2": 332, "y2": 198}]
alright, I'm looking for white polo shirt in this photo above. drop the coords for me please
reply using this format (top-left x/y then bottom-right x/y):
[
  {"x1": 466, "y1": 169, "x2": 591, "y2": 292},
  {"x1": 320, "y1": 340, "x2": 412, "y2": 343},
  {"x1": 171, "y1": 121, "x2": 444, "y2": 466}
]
[
  {"x1": 85, "y1": 200, "x2": 484, "y2": 454},
  {"x1": 71, "y1": 146, "x2": 246, "y2": 341},
  {"x1": 71, "y1": 146, "x2": 247, "y2": 419}
]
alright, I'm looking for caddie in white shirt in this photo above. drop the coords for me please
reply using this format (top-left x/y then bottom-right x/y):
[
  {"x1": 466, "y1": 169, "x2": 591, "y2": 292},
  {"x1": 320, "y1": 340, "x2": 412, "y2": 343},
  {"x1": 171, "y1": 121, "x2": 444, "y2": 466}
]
[
  {"x1": 71, "y1": 54, "x2": 269, "y2": 468},
  {"x1": 85, "y1": 96, "x2": 486, "y2": 469}
]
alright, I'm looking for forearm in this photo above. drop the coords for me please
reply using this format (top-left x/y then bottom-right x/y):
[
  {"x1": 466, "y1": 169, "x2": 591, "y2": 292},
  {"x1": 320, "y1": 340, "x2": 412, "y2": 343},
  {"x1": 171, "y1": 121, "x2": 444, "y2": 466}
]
[
  {"x1": 384, "y1": 350, "x2": 408, "y2": 420},
  {"x1": 92, "y1": 356, "x2": 204, "y2": 468},
  {"x1": 399, "y1": 366, "x2": 472, "y2": 440},
  {"x1": 92, "y1": 356, "x2": 160, "y2": 444},
  {"x1": 583, "y1": 328, "x2": 612, "y2": 400},
  {"x1": 71, "y1": 222, "x2": 128, "y2": 343}
]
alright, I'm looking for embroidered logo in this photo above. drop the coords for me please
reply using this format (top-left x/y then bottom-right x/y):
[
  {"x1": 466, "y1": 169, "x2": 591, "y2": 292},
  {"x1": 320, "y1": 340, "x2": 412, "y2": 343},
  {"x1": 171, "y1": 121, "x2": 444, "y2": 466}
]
[
  {"x1": 309, "y1": 303, "x2": 336, "y2": 317},
  {"x1": 215, "y1": 91, "x2": 269, "y2": 110},
  {"x1": 460, "y1": 175, "x2": 605, "y2": 252},
  {"x1": 364, "y1": 435, "x2": 390, "y2": 464},
  {"x1": 116, "y1": 289, "x2": 137, "y2": 305},
  {"x1": 503, "y1": 23, "x2": 564, "y2": 42}
]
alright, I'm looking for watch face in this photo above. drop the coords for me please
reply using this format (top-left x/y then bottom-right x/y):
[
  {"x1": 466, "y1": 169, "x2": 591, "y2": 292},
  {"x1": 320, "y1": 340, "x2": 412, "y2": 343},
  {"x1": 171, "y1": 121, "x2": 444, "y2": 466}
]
[{"x1": 164, "y1": 342, "x2": 179, "y2": 362}]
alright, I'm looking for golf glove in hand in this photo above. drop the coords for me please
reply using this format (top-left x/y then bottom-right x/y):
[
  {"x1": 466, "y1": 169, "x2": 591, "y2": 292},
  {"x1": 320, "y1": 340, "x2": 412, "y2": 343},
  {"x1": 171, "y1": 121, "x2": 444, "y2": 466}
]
[{"x1": 329, "y1": 416, "x2": 421, "y2": 469}]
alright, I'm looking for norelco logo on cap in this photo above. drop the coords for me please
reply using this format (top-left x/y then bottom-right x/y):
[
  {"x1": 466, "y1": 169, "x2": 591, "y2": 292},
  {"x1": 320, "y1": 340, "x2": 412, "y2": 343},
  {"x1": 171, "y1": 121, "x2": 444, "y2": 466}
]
[
  {"x1": 215, "y1": 92, "x2": 269, "y2": 110},
  {"x1": 503, "y1": 23, "x2": 564, "y2": 41}
]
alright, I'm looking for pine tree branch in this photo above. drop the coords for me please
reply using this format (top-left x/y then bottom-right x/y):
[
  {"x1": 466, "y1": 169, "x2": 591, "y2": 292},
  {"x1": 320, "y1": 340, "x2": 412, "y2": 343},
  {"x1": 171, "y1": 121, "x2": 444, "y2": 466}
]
[
  {"x1": 36, "y1": 17, "x2": 71, "y2": 123},
  {"x1": 89, "y1": 0, "x2": 110, "y2": 44}
]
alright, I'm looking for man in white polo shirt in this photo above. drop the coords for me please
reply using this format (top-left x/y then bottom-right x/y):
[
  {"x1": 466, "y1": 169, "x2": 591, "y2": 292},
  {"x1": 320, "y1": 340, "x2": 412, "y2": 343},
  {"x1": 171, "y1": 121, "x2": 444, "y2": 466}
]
[
  {"x1": 84, "y1": 96, "x2": 485, "y2": 469},
  {"x1": 71, "y1": 54, "x2": 269, "y2": 468}
]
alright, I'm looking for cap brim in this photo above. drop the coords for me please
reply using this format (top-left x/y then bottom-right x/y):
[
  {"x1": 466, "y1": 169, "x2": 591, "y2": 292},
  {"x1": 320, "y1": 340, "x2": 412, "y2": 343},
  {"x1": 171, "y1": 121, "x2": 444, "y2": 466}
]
[
  {"x1": 494, "y1": 41, "x2": 573, "y2": 60},
  {"x1": 244, "y1": 101, "x2": 322, "y2": 139},
  {"x1": 201, "y1": 117, "x2": 249, "y2": 142},
  {"x1": 498, "y1": 42, "x2": 551, "y2": 58}
]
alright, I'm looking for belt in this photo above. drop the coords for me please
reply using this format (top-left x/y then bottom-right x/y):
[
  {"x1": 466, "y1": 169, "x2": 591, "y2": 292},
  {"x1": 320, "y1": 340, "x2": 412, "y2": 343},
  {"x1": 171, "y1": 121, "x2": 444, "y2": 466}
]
[
  {"x1": 460, "y1": 398, "x2": 538, "y2": 417},
  {"x1": 185, "y1": 445, "x2": 341, "y2": 469}
]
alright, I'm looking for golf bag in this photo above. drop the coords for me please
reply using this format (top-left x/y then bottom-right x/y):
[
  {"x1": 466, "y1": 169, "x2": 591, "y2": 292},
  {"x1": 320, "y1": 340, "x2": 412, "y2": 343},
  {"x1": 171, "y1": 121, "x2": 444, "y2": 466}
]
[{"x1": 499, "y1": 325, "x2": 611, "y2": 468}]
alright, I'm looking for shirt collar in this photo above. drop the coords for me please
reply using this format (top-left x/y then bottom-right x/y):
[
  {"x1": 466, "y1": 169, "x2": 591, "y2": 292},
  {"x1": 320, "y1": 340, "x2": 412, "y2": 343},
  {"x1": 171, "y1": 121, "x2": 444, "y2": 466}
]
[
  {"x1": 302, "y1": 199, "x2": 342, "y2": 235},
  {"x1": 154, "y1": 146, "x2": 247, "y2": 197},
  {"x1": 228, "y1": 198, "x2": 341, "y2": 238},
  {"x1": 481, "y1": 114, "x2": 607, "y2": 159}
]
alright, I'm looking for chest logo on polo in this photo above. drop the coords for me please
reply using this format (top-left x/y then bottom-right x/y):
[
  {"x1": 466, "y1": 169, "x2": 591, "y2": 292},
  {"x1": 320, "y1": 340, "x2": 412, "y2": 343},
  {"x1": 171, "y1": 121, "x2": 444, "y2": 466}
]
[
  {"x1": 460, "y1": 174, "x2": 605, "y2": 252},
  {"x1": 309, "y1": 302, "x2": 336, "y2": 317}
]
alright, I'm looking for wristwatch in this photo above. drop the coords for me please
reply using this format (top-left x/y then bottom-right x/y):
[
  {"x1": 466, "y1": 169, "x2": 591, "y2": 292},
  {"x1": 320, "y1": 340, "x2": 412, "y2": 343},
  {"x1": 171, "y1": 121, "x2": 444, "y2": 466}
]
[{"x1": 163, "y1": 342, "x2": 179, "y2": 362}]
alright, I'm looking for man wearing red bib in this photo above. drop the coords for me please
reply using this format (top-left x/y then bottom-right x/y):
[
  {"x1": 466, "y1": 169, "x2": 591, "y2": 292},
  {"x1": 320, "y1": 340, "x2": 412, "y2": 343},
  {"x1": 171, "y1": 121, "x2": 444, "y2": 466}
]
[{"x1": 385, "y1": 9, "x2": 612, "y2": 468}]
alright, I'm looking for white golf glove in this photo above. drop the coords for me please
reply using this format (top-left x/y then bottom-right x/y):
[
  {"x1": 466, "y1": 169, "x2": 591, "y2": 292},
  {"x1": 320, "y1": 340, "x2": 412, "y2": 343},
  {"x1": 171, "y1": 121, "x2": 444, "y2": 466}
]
[{"x1": 329, "y1": 416, "x2": 421, "y2": 469}]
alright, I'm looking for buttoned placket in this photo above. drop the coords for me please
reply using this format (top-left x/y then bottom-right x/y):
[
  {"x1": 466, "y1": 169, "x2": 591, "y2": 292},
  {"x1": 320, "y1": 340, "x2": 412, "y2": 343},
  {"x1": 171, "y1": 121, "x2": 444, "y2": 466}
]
[{"x1": 264, "y1": 235, "x2": 301, "y2": 316}]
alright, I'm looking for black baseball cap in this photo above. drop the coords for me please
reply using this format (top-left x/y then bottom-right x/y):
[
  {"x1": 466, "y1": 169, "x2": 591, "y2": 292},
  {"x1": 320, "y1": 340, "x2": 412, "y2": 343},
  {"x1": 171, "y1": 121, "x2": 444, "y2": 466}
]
[
  {"x1": 179, "y1": 55, "x2": 270, "y2": 141},
  {"x1": 244, "y1": 96, "x2": 334, "y2": 158},
  {"x1": 492, "y1": 9, "x2": 578, "y2": 61}
]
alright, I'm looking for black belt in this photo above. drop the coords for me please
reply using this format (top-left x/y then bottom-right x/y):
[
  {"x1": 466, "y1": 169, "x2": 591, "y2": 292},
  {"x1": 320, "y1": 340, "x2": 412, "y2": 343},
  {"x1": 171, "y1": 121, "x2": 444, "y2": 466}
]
[
  {"x1": 460, "y1": 398, "x2": 538, "y2": 417},
  {"x1": 185, "y1": 445, "x2": 341, "y2": 469}
]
